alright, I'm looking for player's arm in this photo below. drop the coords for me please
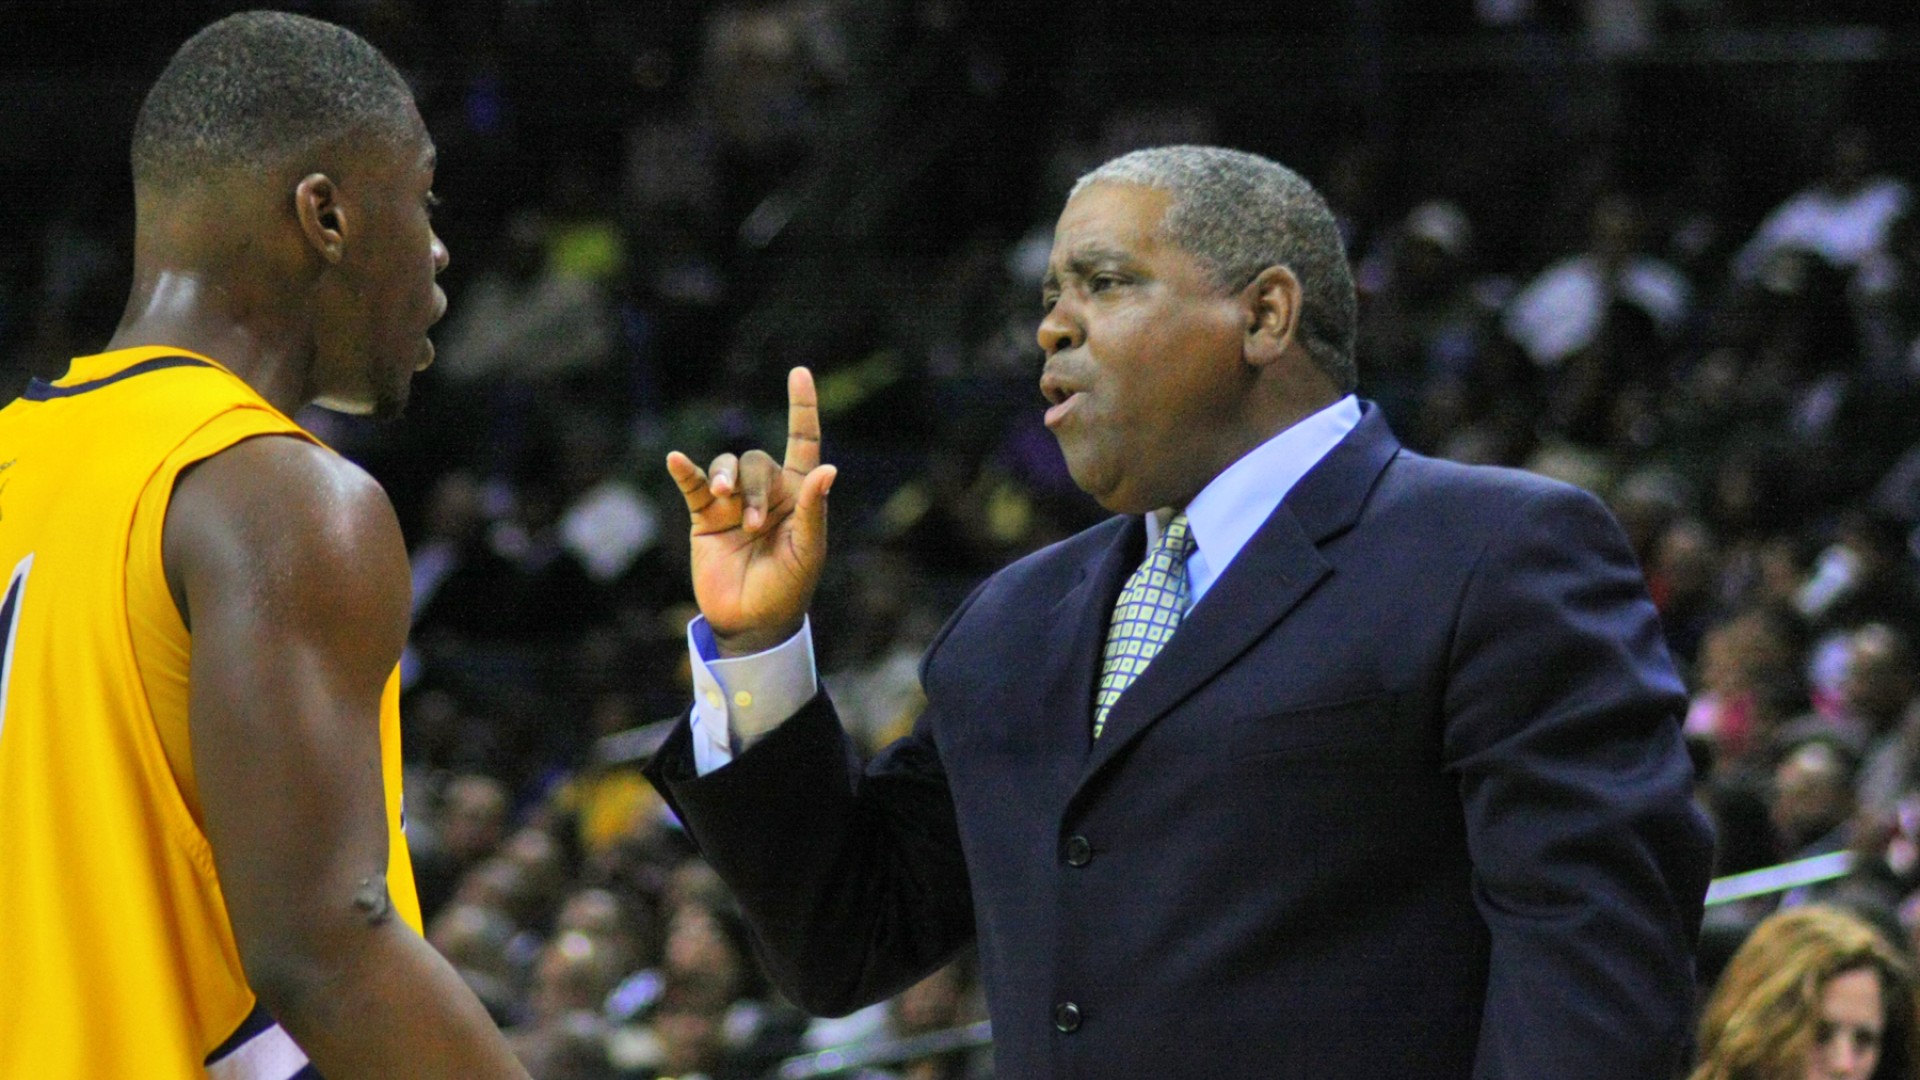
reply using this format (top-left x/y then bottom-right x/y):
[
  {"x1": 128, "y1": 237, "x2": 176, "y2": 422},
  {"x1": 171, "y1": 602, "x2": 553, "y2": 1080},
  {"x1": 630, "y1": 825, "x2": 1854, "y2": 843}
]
[{"x1": 167, "y1": 434, "x2": 527, "y2": 1079}]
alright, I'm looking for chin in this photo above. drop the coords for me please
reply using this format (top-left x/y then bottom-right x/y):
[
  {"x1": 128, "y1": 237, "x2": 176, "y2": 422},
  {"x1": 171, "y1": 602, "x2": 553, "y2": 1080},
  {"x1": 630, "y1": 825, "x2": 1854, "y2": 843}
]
[
  {"x1": 369, "y1": 384, "x2": 411, "y2": 423},
  {"x1": 1064, "y1": 459, "x2": 1124, "y2": 513},
  {"x1": 1074, "y1": 466, "x2": 1156, "y2": 515}
]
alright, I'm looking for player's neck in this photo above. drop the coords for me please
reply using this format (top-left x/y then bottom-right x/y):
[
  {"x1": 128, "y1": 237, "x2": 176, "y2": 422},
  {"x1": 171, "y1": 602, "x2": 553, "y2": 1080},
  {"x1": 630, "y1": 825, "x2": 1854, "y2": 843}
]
[{"x1": 107, "y1": 269, "x2": 314, "y2": 416}]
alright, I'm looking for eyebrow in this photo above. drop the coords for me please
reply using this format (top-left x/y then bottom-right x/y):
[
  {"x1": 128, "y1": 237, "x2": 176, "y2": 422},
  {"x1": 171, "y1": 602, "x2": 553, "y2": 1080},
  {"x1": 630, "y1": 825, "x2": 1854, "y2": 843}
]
[{"x1": 1042, "y1": 246, "x2": 1141, "y2": 291}]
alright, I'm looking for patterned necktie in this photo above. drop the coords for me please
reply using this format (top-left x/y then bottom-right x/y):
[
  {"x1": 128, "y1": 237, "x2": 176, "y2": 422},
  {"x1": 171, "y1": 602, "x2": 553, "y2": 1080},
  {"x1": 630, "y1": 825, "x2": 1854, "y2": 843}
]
[{"x1": 1093, "y1": 513, "x2": 1196, "y2": 739}]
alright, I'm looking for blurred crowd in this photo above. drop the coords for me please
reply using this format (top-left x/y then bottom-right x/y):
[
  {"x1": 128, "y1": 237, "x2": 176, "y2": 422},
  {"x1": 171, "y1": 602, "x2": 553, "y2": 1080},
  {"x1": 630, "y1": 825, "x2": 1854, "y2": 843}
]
[{"x1": 15, "y1": 1, "x2": 1920, "y2": 1076}]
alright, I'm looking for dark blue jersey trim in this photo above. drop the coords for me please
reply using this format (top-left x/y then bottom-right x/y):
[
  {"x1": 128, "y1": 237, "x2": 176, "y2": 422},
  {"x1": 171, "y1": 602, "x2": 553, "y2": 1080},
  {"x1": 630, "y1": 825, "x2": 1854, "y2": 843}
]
[
  {"x1": 23, "y1": 356, "x2": 215, "y2": 401},
  {"x1": 0, "y1": 570, "x2": 22, "y2": 642},
  {"x1": 204, "y1": 1002, "x2": 279, "y2": 1066}
]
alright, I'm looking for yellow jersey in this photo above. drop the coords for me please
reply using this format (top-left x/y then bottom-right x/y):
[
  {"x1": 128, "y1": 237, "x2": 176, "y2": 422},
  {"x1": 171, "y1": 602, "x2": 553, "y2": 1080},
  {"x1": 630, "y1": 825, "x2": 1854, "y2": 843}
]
[{"x1": 0, "y1": 347, "x2": 420, "y2": 1079}]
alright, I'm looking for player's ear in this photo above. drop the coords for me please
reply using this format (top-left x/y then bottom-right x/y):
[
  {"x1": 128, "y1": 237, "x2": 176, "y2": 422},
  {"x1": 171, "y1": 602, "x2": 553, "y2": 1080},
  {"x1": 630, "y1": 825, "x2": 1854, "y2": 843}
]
[
  {"x1": 1242, "y1": 264, "x2": 1300, "y2": 370},
  {"x1": 293, "y1": 173, "x2": 347, "y2": 264}
]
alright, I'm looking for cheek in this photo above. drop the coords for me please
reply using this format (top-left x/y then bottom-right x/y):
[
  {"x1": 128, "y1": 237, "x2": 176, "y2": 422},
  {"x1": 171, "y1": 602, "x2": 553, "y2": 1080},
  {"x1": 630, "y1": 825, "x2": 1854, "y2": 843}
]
[
  {"x1": 1093, "y1": 311, "x2": 1176, "y2": 405},
  {"x1": 1130, "y1": 315, "x2": 1238, "y2": 409},
  {"x1": 368, "y1": 267, "x2": 425, "y2": 339}
]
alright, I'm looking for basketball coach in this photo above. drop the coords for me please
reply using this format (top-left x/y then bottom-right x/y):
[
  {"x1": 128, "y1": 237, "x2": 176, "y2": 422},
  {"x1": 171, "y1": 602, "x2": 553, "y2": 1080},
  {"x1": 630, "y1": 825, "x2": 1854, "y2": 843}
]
[{"x1": 645, "y1": 145, "x2": 1714, "y2": 1079}]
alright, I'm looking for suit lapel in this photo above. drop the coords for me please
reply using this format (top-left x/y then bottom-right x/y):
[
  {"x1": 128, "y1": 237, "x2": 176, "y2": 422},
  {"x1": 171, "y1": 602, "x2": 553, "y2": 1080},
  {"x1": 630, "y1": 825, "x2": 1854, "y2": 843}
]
[
  {"x1": 1042, "y1": 518, "x2": 1143, "y2": 764},
  {"x1": 1071, "y1": 404, "x2": 1403, "y2": 793}
]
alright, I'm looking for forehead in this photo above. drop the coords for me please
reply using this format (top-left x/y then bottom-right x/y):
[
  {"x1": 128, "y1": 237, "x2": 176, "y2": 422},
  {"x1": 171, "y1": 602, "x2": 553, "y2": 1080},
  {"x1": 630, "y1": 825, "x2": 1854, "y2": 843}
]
[
  {"x1": 407, "y1": 100, "x2": 435, "y2": 170},
  {"x1": 1822, "y1": 966, "x2": 1885, "y2": 1023},
  {"x1": 393, "y1": 111, "x2": 435, "y2": 177},
  {"x1": 1049, "y1": 182, "x2": 1175, "y2": 262}
]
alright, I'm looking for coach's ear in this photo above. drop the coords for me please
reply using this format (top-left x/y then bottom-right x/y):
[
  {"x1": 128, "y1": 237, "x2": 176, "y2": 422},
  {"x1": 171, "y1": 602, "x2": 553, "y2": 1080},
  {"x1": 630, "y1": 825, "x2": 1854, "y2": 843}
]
[
  {"x1": 1242, "y1": 264, "x2": 1301, "y2": 370},
  {"x1": 294, "y1": 173, "x2": 347, "y2": 264}
]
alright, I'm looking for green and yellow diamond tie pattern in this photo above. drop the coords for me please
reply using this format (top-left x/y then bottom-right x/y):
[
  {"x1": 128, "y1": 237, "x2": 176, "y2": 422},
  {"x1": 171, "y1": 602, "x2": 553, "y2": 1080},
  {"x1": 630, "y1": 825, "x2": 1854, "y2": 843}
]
[{"x1": 1093, "y1": 513, "x2": 1196, "y2": 739}]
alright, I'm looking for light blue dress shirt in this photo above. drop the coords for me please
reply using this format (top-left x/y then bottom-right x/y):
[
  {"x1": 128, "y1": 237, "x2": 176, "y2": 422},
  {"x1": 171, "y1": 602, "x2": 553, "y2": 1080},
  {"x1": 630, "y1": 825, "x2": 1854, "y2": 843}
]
[{"x1": 688, "y1": 394, "x2": 1363, "y2": 774}]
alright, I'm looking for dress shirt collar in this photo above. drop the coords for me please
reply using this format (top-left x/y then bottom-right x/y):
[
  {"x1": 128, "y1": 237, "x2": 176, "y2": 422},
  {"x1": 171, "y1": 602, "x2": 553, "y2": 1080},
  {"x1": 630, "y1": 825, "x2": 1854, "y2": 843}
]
[{"x1": 1148, "y1": 394, "x2": 1362, "y2": 605}]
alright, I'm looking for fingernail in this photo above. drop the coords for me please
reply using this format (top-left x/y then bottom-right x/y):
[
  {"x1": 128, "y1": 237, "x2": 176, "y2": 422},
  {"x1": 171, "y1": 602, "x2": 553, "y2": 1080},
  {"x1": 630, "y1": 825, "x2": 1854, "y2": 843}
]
[
  {"x1": 746, "y1": 507, "x2": 763, "y2": 530},
  {"x1": 714, "y1": 472, "x2": 731, "y2": 491}
]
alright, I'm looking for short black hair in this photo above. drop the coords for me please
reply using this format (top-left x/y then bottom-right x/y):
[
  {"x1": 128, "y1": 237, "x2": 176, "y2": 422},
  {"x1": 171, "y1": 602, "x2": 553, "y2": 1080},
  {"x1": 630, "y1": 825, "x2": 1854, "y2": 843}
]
[{"x1": 131, "y1": 11, "x2": 415, "y2": 190}]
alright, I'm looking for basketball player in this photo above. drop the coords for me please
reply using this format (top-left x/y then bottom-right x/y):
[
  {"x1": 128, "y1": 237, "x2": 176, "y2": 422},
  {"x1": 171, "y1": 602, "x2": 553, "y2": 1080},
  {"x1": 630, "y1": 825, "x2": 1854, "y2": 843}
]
[{"x1": 0, "y1": 13, "x2": 526, "y2": 1078}]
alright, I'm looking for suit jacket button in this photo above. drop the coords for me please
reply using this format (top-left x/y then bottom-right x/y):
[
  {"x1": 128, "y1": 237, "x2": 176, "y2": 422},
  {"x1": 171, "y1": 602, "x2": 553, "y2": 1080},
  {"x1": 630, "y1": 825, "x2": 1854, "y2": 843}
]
[
  {"x1": 1064, "y1": 835, "x2": 1092, "y2": 867},
  {"x1": 1053, "y1": 1002, "x2": 1082, "y2": 1032}
]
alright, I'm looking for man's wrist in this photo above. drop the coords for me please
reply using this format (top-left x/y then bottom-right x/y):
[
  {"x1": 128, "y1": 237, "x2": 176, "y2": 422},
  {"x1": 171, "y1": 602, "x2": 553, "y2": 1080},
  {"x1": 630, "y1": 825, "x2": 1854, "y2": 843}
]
[
  {"x1": 687, "y1": 614, "x2": 819, "y2": 775},
  {"x1": 712, "y1": 619, "x2": 806, "y2": 658}
]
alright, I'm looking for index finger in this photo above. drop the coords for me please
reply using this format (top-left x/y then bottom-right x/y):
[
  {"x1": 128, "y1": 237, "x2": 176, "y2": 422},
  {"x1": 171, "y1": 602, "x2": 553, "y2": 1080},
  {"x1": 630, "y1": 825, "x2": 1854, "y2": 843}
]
[{"x1": 784, "y1": 366, "x2": 822, "y2": 475}]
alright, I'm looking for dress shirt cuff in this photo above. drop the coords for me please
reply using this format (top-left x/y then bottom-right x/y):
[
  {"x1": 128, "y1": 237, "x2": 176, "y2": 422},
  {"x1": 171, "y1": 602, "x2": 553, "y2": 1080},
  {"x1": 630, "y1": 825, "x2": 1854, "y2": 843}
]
[{"x1": 687, "y1": 614, "x2": 818, "y2": 775}]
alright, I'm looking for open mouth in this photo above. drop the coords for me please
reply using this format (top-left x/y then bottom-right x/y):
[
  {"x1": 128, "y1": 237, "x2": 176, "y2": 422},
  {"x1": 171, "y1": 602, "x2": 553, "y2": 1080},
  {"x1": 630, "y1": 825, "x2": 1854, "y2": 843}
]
[
  {"x1": 1040, "y1": 368, "x2": 1084, "y2": 428},
  {"x1": 1044, "y1": 391, "x2": 1083, "y2": 428}
]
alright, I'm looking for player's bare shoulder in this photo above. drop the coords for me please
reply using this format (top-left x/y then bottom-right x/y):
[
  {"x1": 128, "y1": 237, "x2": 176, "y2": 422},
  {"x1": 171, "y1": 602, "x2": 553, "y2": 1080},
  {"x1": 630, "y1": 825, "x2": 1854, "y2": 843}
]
[{"x1": 163, "y1": 432, "x2": 408, "y2": 642}]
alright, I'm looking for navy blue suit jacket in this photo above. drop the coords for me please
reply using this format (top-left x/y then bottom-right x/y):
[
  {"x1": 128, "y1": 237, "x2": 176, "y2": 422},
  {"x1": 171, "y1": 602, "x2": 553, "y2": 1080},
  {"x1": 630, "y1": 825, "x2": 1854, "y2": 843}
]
[{"x1": 647, "y1": 405, "x2": 1714, "y2": 1079}]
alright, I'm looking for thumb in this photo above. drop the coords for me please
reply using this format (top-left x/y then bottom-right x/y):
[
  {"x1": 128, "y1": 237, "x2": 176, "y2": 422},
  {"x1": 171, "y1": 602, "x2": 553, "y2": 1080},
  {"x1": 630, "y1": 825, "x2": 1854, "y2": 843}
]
[{"x1": 790, "y1": 464, "x2": 837, "y2": 564}]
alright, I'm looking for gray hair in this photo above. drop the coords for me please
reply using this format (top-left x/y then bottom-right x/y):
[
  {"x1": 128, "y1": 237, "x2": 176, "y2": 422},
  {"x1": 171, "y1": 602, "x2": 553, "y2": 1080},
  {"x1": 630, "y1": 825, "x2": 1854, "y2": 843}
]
[{"x1": 1070, "y1": 146, "x2": 1357, "y2": 392}]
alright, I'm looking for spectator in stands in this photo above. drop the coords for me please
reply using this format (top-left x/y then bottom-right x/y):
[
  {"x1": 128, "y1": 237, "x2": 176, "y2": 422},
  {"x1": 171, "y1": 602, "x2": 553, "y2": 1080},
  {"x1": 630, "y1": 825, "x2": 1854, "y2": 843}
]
[
  {"x1": 798, "y1": 957, "x2": 984, "y2": 1080},
  {"x1": 527, "y1": 931, "x2": 627, "y2": 1025},
  {"x1": 1687, "y1": 607, "x2": 1812, "y2": 774},
  {"x1": 1353, "y1": 199, "x2": 1492, "y2": 439},
  {"x1": 1504, "y1": 193, "x2": 1691, "y2": 379},
  {"x1": 509, "y1": 932, "x2": 630, "y2": 1077},
  {"x1": 1733, "y1": 126, "x2": 1910, "y2": 283},
  {"x1": 1691, "y1": 904, "x2": 1918, "y2": 1080},
  {"x1": 554, "y1": 887, "x2": 655, "y2": 978},
  {"x1": 1851, "y1": 207, "x2": 1920, "y2": 384},
  {"x1": 645, "y1": 995, "x2": 737, "y2": 1080},
  {"x1": 415, "y1": 773, "x2": 514, "y2": 921},
  {"x1": 510, "y1": 1008, "x2": 619, "y2": 1080},
  {"x1": 629, "y1": 873, "x2": 805, "y2": 1076},
  {"x1": 499, "y1": 827, "x2": 571, "y2": 937},
  {"x1": 1857, "y1": 654, "x2": 1920, "y2": 818},
  {"x1": 818, "y1": 550, "x2": 941, "y2": 753},
  {"x1": 427, "y1": 902, "x2": 523, "y2": 1025},
  {"x1": 879, "y1": 960, "x2": 983, "y2": 1080},
  {"x1": 1771, "y1": 737, "x2": 1860, "y2": 865},
  {"x1": 453, "y1": 857, "x2": 547, "y2": 949},
  {"x1": 432, "y1": 208, "x2": 618, "y2": 390},
  {"x1": 1776, "y1": 622, "x2": 1914, "y2": 763},
  {"x1": 1643, "y1": 514, "x2": 1723, "y2": 672},
  {"x1": 1837, "y1": 625, "x2": 1918, "y2": 747},
  {"x1": 1795, "y1": 514, "x2": 1920, "y2": 644}
]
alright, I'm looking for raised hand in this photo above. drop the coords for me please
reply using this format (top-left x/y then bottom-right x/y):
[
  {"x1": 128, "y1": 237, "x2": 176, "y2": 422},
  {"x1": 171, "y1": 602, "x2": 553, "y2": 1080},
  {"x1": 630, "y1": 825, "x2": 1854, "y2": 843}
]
[{"x1": 666, "y1": 367, "x2": 837, "y2": 656}]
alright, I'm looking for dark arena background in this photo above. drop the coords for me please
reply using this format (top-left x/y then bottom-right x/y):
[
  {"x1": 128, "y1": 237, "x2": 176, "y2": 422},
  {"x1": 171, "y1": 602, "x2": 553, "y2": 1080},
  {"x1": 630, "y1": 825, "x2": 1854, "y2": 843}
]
[{"x1": 10, "y1": 2, "x2": 1920, "y2": 1076}]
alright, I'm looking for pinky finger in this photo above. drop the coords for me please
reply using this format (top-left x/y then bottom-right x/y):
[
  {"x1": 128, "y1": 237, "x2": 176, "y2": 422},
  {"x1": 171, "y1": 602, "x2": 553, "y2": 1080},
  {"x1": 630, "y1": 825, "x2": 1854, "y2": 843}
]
[{"x1": 666, "y1": 451, "x2": 716, "y2": 514}]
